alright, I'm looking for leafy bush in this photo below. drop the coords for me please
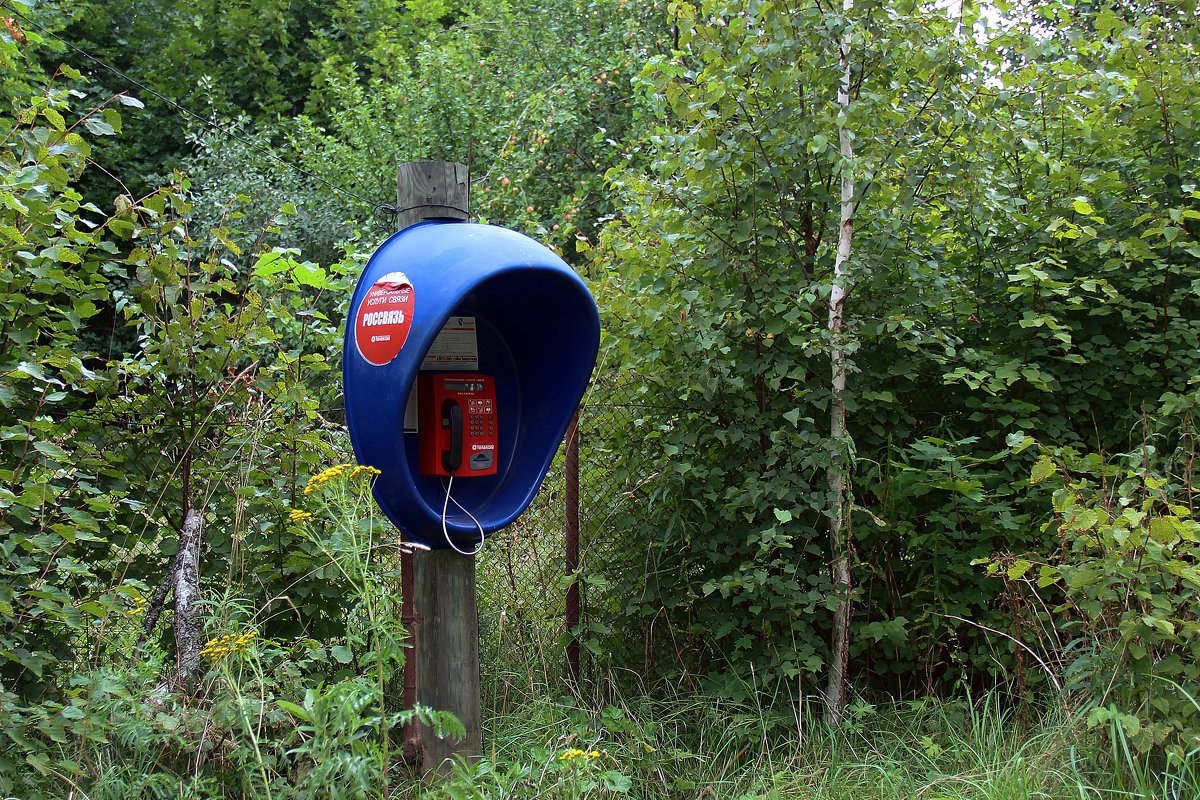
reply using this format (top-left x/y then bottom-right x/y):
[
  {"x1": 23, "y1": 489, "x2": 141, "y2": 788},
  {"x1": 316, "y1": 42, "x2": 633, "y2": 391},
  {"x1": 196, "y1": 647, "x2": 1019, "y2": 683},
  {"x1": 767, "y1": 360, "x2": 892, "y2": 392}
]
[
  {"x1": 4, "y1": 465, "x2": 460, "y2": 799},
  {"x1": 996, "y1": 431, "x2": 1200, "y2": 762},
  {"x1": 0, "y1": 36, "x2": 407, "y2": 795},
  {"x1": 0, "y1": 60, "x2": 138, "y2": 713}
]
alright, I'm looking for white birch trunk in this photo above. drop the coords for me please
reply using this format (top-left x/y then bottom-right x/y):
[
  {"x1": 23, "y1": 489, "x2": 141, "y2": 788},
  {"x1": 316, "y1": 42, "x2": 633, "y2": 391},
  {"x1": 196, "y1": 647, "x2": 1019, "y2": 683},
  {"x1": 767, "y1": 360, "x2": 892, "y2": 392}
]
[
  {"x1": 171, "y1": 509, "x2": 204, "y2": 690},
  {"x1": 824, "y1": 0, "x2": 855, "y2": 726}
]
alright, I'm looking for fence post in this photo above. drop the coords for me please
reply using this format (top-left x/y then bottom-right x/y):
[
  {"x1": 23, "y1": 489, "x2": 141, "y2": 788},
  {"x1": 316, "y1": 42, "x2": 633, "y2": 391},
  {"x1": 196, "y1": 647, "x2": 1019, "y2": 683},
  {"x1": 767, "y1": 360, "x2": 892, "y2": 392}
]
[
  {"x1": 399, "y1": 549, "x2": 418, "y2": 760},
  {"x1": 565, "y1": 410, "x2": 581, "y2": 683}
]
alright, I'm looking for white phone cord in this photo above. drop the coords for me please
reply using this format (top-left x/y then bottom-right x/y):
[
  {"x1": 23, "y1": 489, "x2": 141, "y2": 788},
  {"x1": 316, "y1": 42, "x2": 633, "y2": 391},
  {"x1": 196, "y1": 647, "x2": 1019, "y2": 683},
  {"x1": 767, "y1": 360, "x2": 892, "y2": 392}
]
[{"x1": 441, "y1": 473, "x2": 485, "y2": 556}]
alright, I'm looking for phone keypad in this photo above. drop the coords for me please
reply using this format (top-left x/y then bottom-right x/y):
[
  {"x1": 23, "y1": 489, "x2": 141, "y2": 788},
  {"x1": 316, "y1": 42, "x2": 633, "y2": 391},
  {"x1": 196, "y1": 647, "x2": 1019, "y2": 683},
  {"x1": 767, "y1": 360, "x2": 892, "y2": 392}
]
[{"x1": 468, "y1": 412, "x2": 495, "y2": 435}]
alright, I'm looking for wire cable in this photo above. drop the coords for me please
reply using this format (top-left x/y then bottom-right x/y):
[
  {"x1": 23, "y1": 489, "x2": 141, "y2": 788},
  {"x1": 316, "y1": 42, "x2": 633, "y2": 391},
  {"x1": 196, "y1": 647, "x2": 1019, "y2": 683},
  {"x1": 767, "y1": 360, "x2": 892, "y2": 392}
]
[
  {"x1": 440, "y1": 473, "x2": 485, "y2": 556},
  {"x1": 2, "y1": 2, "x2": 382, "y2": 213}
]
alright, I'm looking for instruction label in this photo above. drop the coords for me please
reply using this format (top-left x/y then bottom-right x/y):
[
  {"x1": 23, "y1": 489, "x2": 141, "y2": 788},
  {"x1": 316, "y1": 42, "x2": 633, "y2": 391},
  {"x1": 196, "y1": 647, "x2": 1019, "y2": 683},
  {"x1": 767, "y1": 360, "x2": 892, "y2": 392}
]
[
  {"x1": 354, "y1": 272, "x2": 413, "y2": 366},
  {"x1": 421, "y1": 316, "x2": 479, "y2": 371}
]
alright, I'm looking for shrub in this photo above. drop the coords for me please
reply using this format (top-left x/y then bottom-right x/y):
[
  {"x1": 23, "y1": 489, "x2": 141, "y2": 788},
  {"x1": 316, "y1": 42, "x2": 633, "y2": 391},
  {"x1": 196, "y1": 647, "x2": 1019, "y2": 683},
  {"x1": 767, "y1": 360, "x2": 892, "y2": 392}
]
[{"x1": 996, "y1": 431, "x2": 1200, "y2": 762}]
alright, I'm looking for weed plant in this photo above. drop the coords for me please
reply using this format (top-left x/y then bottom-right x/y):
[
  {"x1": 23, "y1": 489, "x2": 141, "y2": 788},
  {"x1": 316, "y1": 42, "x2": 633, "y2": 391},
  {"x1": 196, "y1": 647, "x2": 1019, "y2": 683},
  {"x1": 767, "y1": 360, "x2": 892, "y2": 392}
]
[{"x1": 470, "y1": 565, "x2": 1197, "y2": 800}]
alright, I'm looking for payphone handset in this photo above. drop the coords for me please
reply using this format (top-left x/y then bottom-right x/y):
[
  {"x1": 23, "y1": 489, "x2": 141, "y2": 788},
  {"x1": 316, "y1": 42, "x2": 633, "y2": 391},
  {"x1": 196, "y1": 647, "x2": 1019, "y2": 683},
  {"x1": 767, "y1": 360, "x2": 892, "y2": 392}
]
[{"x1": 418, "y1": 373, "x2": 499, "y2": 478}]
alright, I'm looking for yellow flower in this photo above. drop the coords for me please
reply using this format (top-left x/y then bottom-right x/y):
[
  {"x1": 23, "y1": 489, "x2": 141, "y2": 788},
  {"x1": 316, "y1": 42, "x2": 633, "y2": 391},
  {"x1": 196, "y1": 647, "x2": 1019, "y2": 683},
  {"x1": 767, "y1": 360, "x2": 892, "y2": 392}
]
[
  {"x1": 289, "y1": 508, "x2": 314, "y2": 523},
  {"x1": 349, "y1": 465, "x2": 381, "y2": 481},
  {"x1": 201, "y1": 629, "x2": 258, "y2": 661},
  {"x1": 125, "y1": 596, "x2": 148, "y2": 616},
  {"x1": 559, "y1": 748, "x2": 597, "y2": 761},
  {"x1": 303, "y1": 463, "x2": 354, "y2": 495}
]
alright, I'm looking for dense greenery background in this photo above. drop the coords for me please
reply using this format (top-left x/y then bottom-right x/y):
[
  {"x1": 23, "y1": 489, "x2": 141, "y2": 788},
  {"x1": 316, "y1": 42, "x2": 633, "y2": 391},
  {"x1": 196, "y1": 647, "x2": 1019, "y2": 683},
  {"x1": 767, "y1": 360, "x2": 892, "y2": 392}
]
[{"x1": 1, "y1": 0, "x2": 1198, "y2": 795}]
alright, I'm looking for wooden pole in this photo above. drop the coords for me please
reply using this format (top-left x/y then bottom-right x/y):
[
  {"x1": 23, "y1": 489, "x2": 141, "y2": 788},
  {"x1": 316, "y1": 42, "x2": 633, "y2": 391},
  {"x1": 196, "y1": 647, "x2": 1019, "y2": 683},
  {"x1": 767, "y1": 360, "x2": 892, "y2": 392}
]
[
  {"x1": 395, "y1": 160, "x2": 481, "y2": 775},
  {"x1": 396, "y1": 161, "x2": 469, "y2": 230},
  {"x1": 413, "y1": 550, "x2": 481, "y2": 772},
  {"x1": 399, "y1": 549, "x2": 419, "y2": 762}
]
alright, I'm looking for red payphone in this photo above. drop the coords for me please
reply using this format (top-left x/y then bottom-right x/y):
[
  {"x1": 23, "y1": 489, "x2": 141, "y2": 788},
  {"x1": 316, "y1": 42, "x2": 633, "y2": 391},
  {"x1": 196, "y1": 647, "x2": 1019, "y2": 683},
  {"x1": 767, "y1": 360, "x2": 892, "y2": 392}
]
[{"x1": 418, "y1": 373, "x2": 499, "y2": 477}]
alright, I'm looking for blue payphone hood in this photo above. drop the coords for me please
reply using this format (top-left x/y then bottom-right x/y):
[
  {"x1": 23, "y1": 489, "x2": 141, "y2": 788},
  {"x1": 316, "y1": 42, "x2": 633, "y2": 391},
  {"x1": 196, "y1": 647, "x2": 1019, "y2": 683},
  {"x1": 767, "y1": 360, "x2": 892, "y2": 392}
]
[{"x1": 342, "y1": 221, "x2": 600, "y2": 550}]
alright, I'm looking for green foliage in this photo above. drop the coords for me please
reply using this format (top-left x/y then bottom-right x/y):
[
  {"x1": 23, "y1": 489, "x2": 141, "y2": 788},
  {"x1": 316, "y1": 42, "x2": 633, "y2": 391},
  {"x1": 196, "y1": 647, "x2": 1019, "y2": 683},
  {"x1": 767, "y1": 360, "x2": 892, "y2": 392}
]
[
  {"x1": 0, "y1": 59, "x2": 130, "y2": 704},
  {"x1": 437, "y1": 744, "x2": 631, "y2": 800},
  {"x1": 3, "y1": 466, "x2": 460, "y2": 799},
  {"x1": 432, "y1": 686, "x2": 1094, "y2": 799},
  {"x1": 593, "y1": 0, "x2": 982, "y2": 693},
  {"x1": 285, "y1": 0, "x2": 658, "y2": 259},
  {"x1": 590, "y1": 0, "x2": 1200, "y2": 706},
  {"x1": 84, "y1": 177, "x2": 358, "y2": 646},
  {"x1": 56, "y1": 0, "x2": 460, "y2": 192},
  {"x1": 0, "y1": 33, "x2": 388, "y2": 796},
  {"x1": 182, "y1": 124, "x2": 358, "y2": 267},
  {"x1": 6, "y1": 0, "x2": 1200, "y2": 792},
  {"x1": 996, "y1": 431, "x2": 1200, "y2": 762}
]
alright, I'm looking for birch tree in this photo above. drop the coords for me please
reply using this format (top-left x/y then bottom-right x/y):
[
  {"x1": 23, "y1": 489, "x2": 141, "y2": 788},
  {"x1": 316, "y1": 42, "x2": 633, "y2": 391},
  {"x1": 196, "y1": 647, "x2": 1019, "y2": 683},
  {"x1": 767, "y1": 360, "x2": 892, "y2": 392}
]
[
  {"x1": 824, "y1": 0, "x2": 855, "y2": 725},
  {"x1": 600, "y1": 0, "x2": 967, "y2": 703}
]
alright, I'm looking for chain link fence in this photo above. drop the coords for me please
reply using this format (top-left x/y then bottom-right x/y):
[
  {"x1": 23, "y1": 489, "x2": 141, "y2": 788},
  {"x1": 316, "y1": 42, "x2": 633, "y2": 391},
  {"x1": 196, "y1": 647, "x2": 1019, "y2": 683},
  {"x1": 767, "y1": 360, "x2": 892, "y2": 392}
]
[{"x1": 475, "y1": 375, "x2": 668, "y2": 687}]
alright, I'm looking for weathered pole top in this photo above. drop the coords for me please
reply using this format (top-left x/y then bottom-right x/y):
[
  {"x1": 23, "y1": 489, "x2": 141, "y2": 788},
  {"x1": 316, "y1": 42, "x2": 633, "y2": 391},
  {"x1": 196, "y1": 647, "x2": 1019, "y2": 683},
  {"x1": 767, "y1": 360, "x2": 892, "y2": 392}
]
[{"x1": 396, "y1": 161, "x2": 469, "y2": 230}]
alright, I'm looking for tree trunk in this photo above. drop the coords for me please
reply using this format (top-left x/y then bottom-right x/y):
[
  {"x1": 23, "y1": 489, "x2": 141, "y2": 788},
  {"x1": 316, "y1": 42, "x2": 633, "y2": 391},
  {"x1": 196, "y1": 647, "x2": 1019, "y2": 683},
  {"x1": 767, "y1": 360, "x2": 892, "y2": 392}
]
[
  {"x1": 824, "y1": 0, "x2": 855, "y2": 727},
  {"x1": 172, "y1": 509, "x2": 205, "y2": 691}
]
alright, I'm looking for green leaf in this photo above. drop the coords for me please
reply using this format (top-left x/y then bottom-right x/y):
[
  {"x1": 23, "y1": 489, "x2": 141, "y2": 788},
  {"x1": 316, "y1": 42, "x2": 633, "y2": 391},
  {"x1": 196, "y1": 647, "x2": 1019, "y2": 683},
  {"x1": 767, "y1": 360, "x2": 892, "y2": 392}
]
[
  {"x1": 1006, "y1": 559, "x2": 1032, "y2": 580},
  {"x1": 253, "y1": 250, "x2": 293, "y2": 277},
  {"x1": 101, "y1": 108, "x2": 122, "y2": 134},
  {"x1": 33, "y1": 440, "x2": 69, "y2": 461},
  {"x1": 1141, "y1": 615, "x2": 1175, "y2": 636},
  {"x1": 1030, "y1": 456, "x2": 1056, "y2": 485},
  {"x1": 331, "y1": 644, "x2": 353, "y2": 664},
  {"x1": 1148, "y1": 517, "x2": 1178, "y2": 545},
  {"x1": 601, "y1": 771, "x2": 632, "y2": 792},
  {"x1": 275, "y1": 699, "x2": 312, "y2": 722},
  {"x1": 1095, "y1": 9, "x2": 1123, "y2": 36},
  {"x1": 773, "y1": 508, "x2": 793, "y2": 523},
  {"x1": 1007, "y1": 432, "x2": 1035, "y2": 453},
  {"x1": 82, "y1": 117, "x2": 116, "y2": 136},
  {"x1": 1071, "y1": 198, "x2": 1094, "y2": 216},
  {"x1": 42, "y1": 107, "x2": 65, "y2": 131},
  {"x1": 1036, "y1": 565, "x2": 1059, "y2": 588},
  {"x1": 78, "y1": 601, "x2": 108, "y2": 618},
  {"x1": 25, "y1": 752, "x2": 53, "y2": 776},
  {"x1": 291, "y1": 262, "x2": 327, "y2": 288}
]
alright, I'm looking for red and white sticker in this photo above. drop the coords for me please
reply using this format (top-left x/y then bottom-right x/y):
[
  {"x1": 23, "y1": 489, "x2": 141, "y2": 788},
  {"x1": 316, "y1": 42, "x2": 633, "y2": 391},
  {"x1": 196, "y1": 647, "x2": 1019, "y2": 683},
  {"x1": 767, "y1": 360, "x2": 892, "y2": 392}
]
[{"x1": 354, "y1": 272, "x2": 414, "y2": 366}]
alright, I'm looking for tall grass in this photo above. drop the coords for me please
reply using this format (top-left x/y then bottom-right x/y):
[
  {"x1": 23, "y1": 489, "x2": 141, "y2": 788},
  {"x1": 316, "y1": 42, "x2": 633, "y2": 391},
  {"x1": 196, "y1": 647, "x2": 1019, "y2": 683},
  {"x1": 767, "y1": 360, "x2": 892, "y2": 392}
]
[
  {"x1": 1070, "y1": 683, "x2": 1200, "y2": 800},
  {"x1": 468, "y1": 518, "x2": 1196, "y2": 799},
  {"x1": 463, "y1": 663, "x2": 1096, "y2": 800},
  {"x1": 468, "y1": 623, "x2": 1200, "y2": 800}
]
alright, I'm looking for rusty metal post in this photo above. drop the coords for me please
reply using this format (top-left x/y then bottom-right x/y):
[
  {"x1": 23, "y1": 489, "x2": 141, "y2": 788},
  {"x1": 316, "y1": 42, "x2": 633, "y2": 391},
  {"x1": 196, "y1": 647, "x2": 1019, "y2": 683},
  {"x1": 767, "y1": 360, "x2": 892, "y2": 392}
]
[
  {"x1": 564, "y1": 411, "x2": 581, "y2": 683},
  {"x1": 399, "y1": 549, "x2": 419, "y2": 759}
]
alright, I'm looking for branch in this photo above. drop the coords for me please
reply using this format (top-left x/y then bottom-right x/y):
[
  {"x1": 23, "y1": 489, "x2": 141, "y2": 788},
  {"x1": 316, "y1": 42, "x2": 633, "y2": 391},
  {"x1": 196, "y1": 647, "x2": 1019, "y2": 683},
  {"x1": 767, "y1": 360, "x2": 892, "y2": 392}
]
[{"x1": 139, "y1": 510, "x2": 206, "y2": 694}]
